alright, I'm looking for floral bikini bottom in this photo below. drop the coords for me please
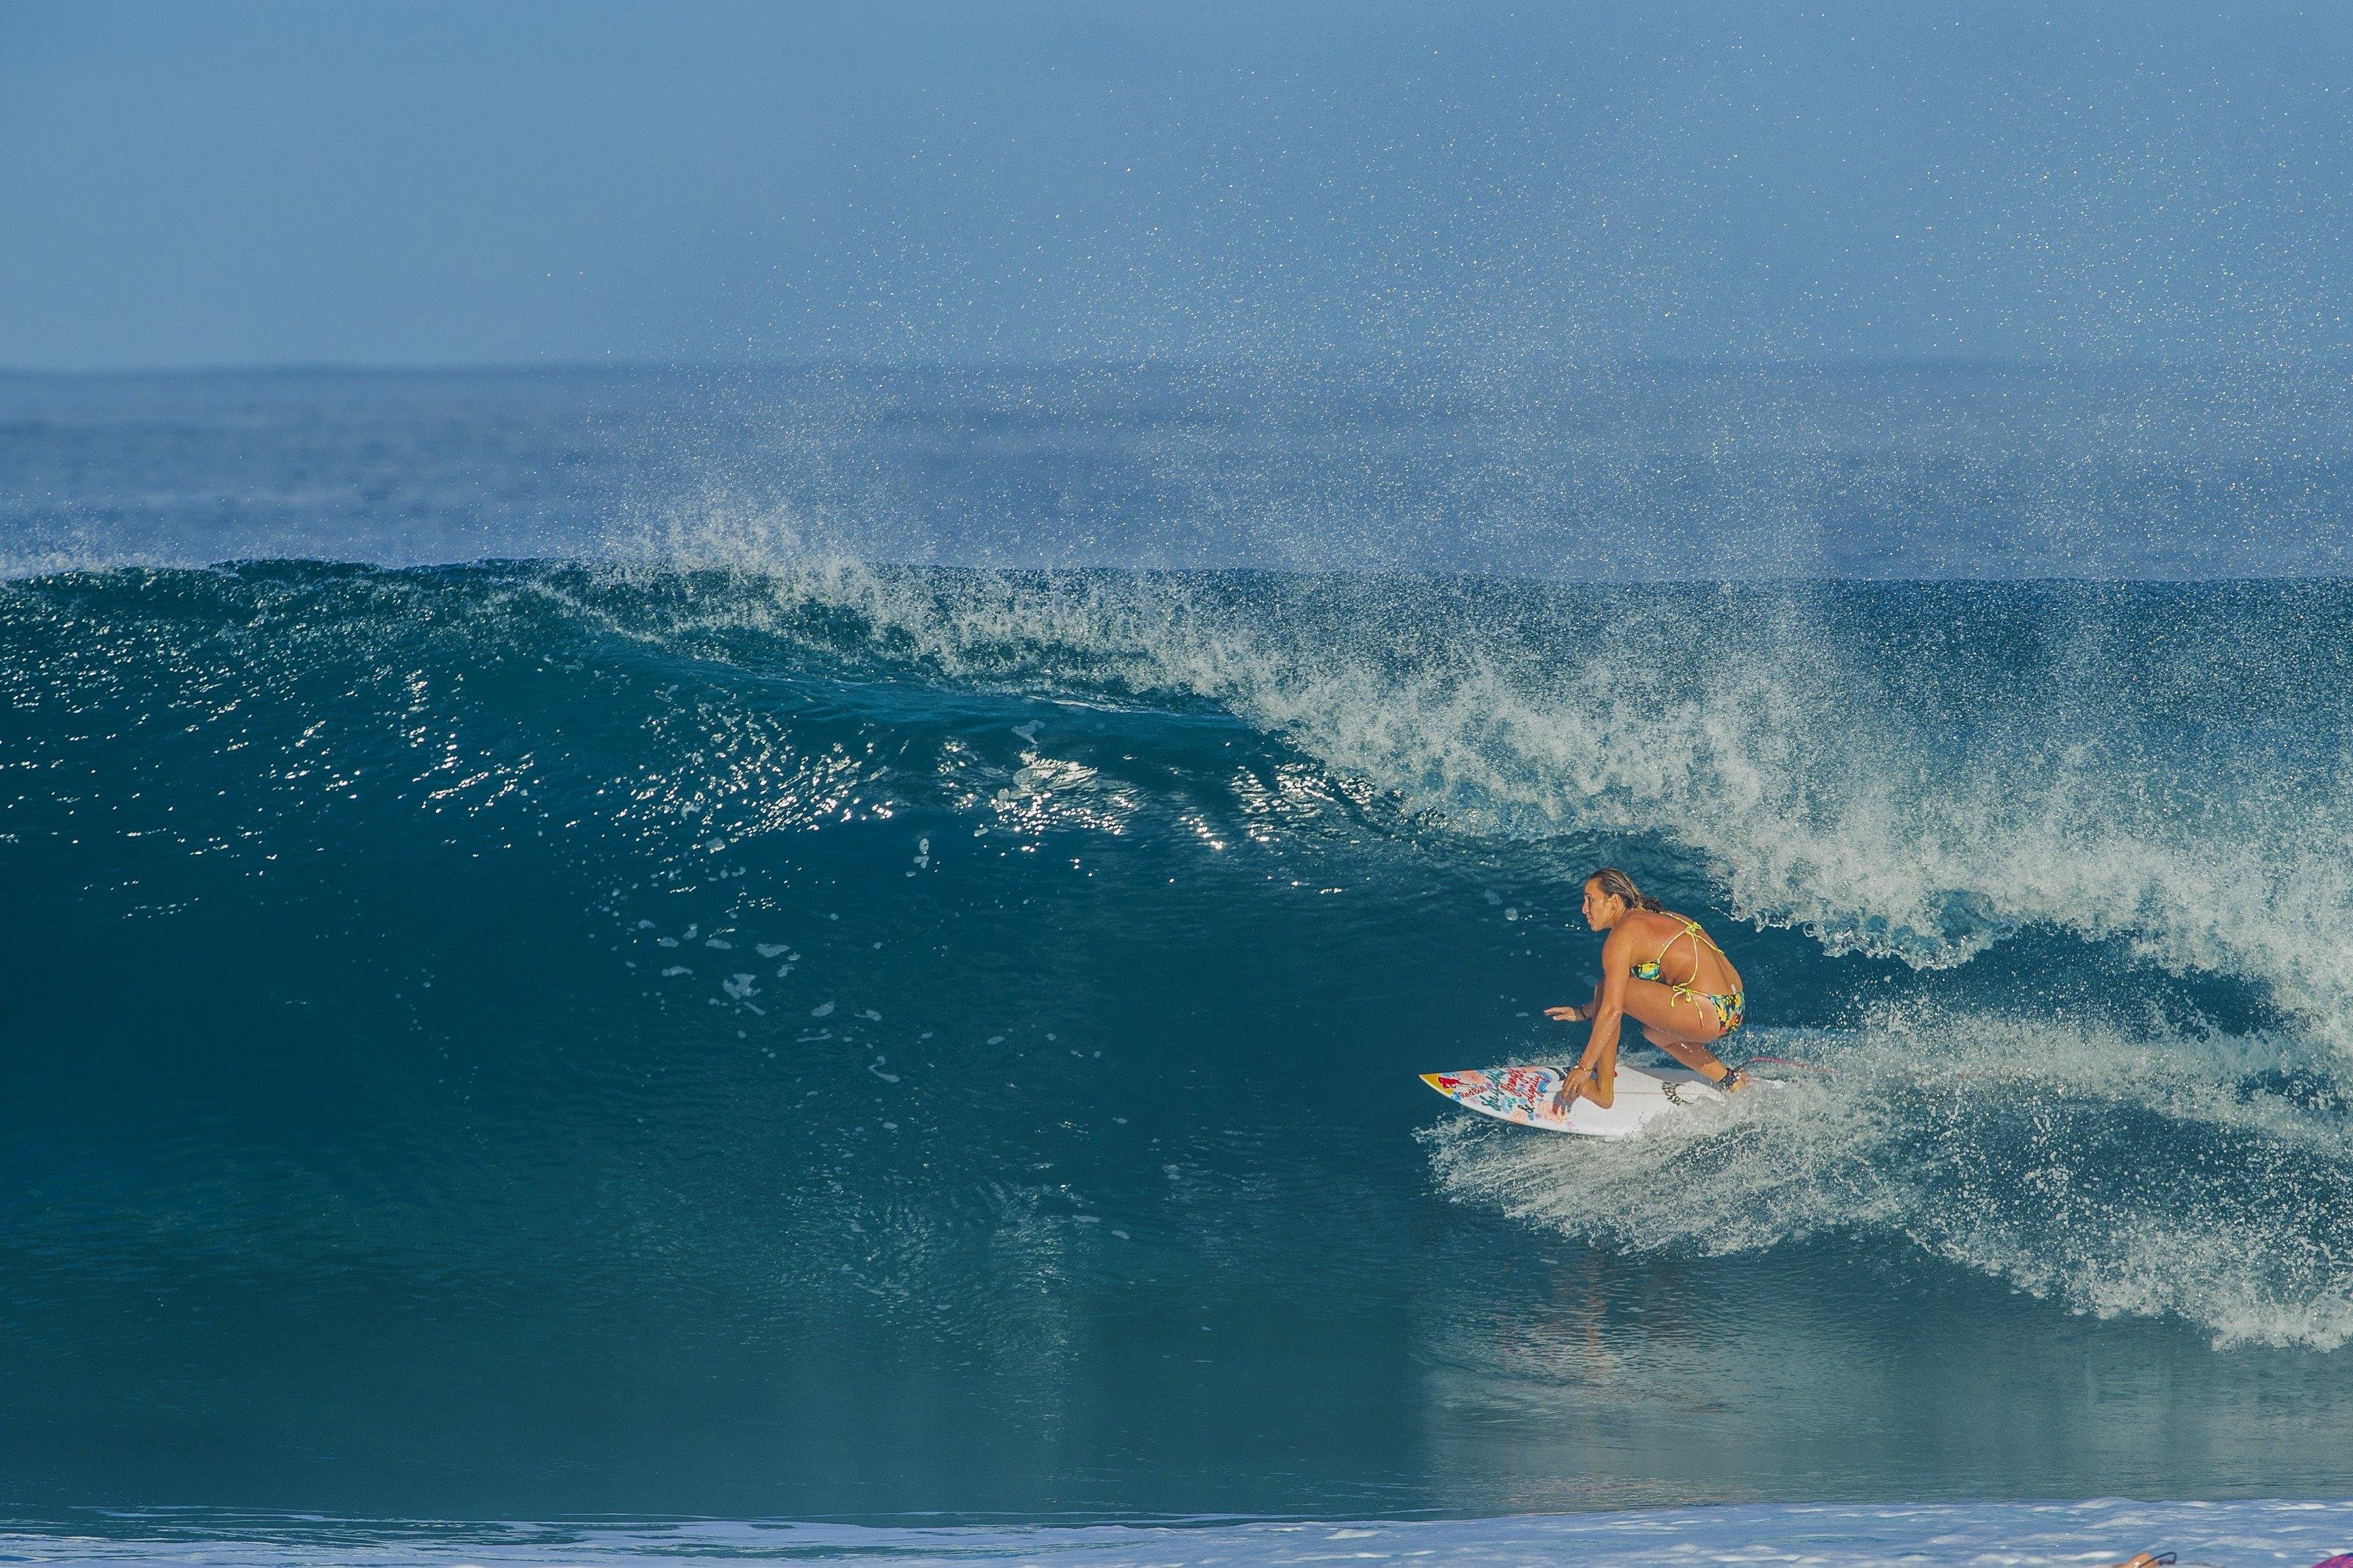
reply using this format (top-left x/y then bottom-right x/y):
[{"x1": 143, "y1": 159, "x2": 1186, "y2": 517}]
[{"x1": 1630, "y1": 953, "x2": 1746, "y2": 1034}]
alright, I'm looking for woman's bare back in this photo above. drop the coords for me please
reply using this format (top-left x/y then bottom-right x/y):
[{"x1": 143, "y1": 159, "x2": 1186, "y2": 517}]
[{"x1": 1618, "y1": 908, "x2": 1742, "y2": 997}]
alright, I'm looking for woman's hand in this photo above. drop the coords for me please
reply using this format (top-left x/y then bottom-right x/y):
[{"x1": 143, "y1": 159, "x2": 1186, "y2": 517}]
[
  {"x1": 1552, "y1": 1062, "x2": 1594, "y2": 1116},
  {"x1": 1544, "y1": 1003, "x2": 1588, "y2": 1023}
]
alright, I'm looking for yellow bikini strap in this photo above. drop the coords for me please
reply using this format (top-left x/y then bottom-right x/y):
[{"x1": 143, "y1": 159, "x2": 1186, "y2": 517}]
[
  {"x1": 1679, "y1": 917, "x2": 1724, "y2": 955},
  {"x1": 1659, "y1": 917, "x2": 1725, "y2": 990}
]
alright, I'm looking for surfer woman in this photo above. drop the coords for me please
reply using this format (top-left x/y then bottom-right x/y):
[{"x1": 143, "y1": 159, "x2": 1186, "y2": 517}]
[{"x1": 1544, "y1": 867, "x2": 1748, "y2": 1111}]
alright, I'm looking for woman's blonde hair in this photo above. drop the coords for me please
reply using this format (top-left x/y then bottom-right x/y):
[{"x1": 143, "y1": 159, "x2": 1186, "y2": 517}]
[{"x1": 1588, "y1": 867, "x2": 1665, "y2": 913}]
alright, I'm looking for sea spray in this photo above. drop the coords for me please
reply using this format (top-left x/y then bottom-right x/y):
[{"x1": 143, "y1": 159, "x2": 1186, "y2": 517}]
[{"x1": 565, "y1": 548, "x2": 2353, "y2": 1045}]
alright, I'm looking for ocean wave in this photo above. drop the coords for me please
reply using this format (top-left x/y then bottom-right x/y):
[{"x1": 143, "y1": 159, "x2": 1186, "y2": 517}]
[
  {"x1": 579, "y1": 520, "x2": 2353, "y2": 1050},
  {"x1": 9, "y1": 556, "x2": 2352, "y2": 1356}
]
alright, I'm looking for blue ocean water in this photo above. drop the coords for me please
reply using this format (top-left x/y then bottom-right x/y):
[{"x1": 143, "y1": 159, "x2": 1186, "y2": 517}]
[{"x1": 2, "y1": 365, "x2": 2351, "y2": 1561}]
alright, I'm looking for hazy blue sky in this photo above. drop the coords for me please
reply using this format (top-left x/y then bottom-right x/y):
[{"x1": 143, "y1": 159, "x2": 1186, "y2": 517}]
[{"x1": 3, "y1": 1, "x2": 2348, "y2": 369}]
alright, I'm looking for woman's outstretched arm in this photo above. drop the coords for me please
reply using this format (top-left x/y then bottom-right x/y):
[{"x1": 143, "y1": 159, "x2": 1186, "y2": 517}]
[{"x1": 1557, "y1": 926, "x2": 1635, "y2": 1109}]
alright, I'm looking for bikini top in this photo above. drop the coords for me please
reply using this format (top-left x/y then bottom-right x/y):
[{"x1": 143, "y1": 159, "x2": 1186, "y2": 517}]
[{"x1": 1628, "y1": 917, "x2": 1726, "y2": 987}]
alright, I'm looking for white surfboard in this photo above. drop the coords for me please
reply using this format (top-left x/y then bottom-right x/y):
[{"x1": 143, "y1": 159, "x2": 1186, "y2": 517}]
[{"x1": 1420, "y1": 1061, "x2": 1734, "y2": 1139}]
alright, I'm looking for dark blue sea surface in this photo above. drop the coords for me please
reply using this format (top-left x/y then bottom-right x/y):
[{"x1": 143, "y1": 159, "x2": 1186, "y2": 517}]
[{"x1": 1, "y1": 367, "x2": 2350, "y2": 1550}]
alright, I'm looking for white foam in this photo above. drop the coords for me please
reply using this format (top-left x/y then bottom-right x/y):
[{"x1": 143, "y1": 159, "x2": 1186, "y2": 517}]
[
  {"x1": 1429, "y1": 1003, "x2": 2353, "y2": 1350},
  {"x1": 7, "y1": 1498, "x2": 2347, "y2": 1566}
]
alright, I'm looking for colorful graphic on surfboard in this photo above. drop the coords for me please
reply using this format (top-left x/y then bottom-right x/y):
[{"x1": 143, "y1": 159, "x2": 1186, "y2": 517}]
[{"x1": 1420, "y1": 1062, "x2": 1729, "y2": 1139}]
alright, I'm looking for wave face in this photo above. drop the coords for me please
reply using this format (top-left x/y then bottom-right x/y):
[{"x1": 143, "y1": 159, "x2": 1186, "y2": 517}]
[{"x1": 4, "y1": 555, "x2": 2353, "y2": 1516}]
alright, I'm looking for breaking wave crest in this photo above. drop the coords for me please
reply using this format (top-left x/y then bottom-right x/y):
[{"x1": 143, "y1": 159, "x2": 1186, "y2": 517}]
[{"x1": 595, "y1": 518, "x2": 2353, "y2": 1047}]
